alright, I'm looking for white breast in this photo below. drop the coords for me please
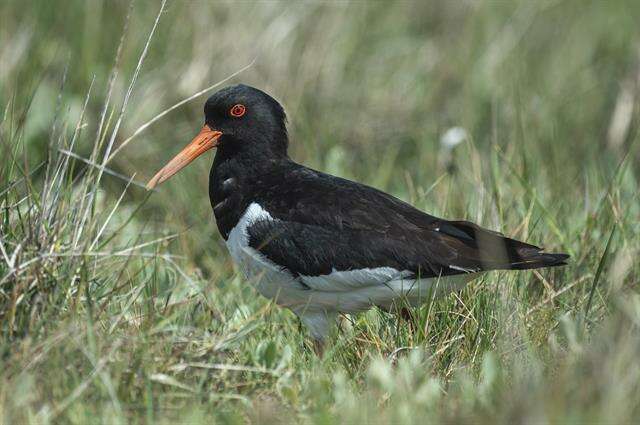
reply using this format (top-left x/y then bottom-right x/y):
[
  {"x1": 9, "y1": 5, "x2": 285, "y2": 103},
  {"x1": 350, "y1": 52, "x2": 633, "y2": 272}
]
[{"x1": 225, "y1": 203, "x2": 302, "y2": 301}]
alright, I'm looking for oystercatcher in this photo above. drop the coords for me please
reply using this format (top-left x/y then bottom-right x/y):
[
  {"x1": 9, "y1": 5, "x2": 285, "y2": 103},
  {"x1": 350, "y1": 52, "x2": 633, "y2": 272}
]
[{"x1": 147, "y1": 84, "x2": 568, "y2": 349}]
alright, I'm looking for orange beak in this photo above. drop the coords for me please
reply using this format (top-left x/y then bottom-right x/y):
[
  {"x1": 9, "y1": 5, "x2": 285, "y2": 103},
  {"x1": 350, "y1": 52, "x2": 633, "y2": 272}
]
[{"x1": 146, "y1": 124, "x2": 222, "y2": 190}]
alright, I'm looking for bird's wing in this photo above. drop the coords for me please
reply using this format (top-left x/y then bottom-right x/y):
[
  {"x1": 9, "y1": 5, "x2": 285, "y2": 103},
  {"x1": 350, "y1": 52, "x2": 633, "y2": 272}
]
[
  {"x1": 247, "y1": 217, "x2": 420, "y2": 291},
  {"x1": 248, "y1": 166, "x2": 567, "y2": 291}
]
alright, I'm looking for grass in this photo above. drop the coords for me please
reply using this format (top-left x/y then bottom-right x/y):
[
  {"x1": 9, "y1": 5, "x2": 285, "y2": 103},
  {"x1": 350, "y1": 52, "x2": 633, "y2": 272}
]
[{"x1": 1, "y1": 0, "x2": 640, "y2": 423}]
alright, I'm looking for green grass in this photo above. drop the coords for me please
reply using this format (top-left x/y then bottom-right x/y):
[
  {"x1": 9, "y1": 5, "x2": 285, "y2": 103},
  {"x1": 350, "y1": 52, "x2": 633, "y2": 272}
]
[{"x1": 1, "y1": 0, "x2": 639, "y2": 423}]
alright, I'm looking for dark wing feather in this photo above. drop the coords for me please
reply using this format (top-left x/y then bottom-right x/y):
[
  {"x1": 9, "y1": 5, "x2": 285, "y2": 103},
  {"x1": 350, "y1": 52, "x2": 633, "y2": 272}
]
[
  {"x1": 249, "y1": 164, "x2": 568, "y2": 277},
  {"x1": 248, "y1": 218, "x2": 432, "y2": 278}
]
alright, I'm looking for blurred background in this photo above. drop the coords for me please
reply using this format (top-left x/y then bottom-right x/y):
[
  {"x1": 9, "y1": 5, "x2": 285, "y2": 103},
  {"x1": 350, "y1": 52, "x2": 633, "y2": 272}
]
[{"x1": 1, "y1": 0, "x2": 640, "y2": 422}]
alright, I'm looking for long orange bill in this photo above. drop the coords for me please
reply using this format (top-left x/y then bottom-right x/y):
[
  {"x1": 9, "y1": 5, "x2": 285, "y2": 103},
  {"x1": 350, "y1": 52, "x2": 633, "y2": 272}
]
[{"x1": 146, "y1": 124, "x2": 222, "y2": 190}]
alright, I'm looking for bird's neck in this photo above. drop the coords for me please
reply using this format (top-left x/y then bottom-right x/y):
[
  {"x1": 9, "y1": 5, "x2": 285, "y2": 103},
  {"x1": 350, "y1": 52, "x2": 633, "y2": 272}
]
[{"x1": 208, "y1": 147, "x2": 292, "y2": 239}]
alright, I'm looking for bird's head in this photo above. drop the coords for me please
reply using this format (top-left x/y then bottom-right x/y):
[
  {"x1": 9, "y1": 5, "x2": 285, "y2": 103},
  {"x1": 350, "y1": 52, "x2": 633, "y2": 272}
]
[{"x1": 147, "y1": 84, "x2": 288, "y2": 189}]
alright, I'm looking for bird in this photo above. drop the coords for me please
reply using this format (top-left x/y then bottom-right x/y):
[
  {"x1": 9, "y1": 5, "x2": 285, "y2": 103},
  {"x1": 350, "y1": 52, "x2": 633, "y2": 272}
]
[{"x1": 147, "y1": 84, "x2": 569, "y2": 352}]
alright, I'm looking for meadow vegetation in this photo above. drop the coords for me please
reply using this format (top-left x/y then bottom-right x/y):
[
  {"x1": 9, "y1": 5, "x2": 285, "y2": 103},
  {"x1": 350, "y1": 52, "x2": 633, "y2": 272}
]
[{"x1": 1, "y1": 1, "x2": 639, "y2": 423}]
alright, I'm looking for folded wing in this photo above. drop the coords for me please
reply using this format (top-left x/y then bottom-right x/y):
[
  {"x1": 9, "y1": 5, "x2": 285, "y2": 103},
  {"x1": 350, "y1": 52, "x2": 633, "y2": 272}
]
[{"x1": 247, "y1": 165, "x2": 568, "y2": 291}]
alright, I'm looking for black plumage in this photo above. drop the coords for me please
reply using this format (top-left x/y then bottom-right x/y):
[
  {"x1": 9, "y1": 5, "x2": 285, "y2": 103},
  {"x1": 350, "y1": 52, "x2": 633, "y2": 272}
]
[
  {"x1": 149, "y1": 83, "x2": 569, "y2": 347},
  {"x1": 206, "y1": 85, "x2": 568, "y2": 279},
  {"x1": 217, "y1": 159, "x2": 567, "y2": 278}
]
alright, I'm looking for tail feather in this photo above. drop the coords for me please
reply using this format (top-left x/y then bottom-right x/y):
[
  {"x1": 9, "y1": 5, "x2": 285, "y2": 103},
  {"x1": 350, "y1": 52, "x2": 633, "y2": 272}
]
[
  {"x1": 484, "y1": 234, "x2": 570, "y2": 271},
  {"x1": 438, "y1": 220, "x2": 570, "y2": 272},
  {"x1": 508, "y1": 248, "x2": 570, "y2": 270}
]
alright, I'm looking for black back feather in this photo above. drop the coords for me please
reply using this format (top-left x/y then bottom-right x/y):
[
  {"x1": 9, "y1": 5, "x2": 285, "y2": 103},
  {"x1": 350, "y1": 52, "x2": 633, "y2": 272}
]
[{"x1": 212, "y1": 160, "x2": 569, "y2": 278}]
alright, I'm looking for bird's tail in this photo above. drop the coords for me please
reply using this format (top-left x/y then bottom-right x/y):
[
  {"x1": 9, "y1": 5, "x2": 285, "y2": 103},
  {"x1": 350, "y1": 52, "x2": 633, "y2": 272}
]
[
  {"x1": 504, "y1": 244, "x2": 570, "y2": 270},
  {"x1": 476, "y1": 229, "x2": 570, "y2": 271},
  {"x1": 439, "y1": 220, "x2": 570, "y2": 272}
]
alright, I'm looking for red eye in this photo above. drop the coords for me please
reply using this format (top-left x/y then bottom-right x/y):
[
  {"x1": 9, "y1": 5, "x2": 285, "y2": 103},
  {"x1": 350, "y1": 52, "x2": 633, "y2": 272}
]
[{"x1": 230, "y1": 104, "x2": 246, "y2": 117}]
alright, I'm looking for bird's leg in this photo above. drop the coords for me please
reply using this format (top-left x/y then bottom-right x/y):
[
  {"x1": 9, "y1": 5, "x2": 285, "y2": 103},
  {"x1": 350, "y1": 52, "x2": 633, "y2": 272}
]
[
  {"x1": 312, "y1": 338, "x2": 325, "y2": 357},
  {"x1": 399, "y1": 307, "x2": 415, "y2": 328},
  {"x1": 396, "y1": 304, "x2": 417, "y2": 337},
  {"x1": 298, "y1": 311, "x2": 335, "y2": 356}
]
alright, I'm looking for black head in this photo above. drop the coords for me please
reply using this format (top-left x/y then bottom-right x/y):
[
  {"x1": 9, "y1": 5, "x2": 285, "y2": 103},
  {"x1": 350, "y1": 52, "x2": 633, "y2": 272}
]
[
  {"x1": 204, "y1": 84, "x2": 288, "y2": 157},
  {"x1": 146, "y1": 84, "x2": 289, "y2": 189}
]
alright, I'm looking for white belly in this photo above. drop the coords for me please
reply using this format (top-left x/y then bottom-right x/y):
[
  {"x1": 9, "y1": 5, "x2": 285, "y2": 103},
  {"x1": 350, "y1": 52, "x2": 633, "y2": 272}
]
[{"x1": 225, "y1": 203, "x2": 476, "y2": 314}]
